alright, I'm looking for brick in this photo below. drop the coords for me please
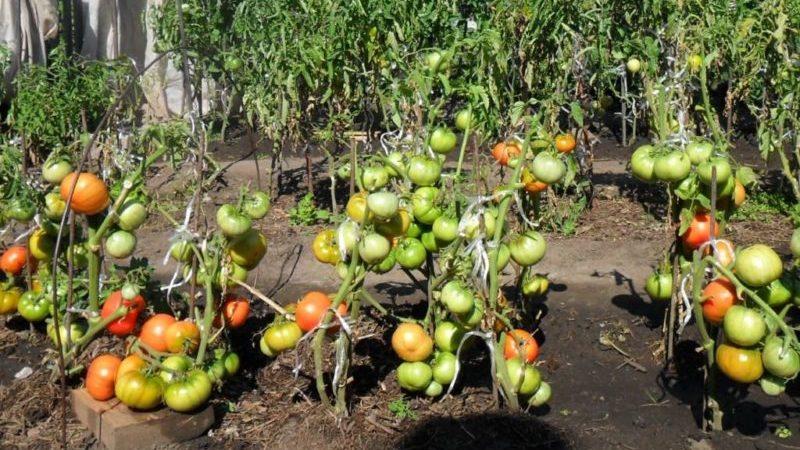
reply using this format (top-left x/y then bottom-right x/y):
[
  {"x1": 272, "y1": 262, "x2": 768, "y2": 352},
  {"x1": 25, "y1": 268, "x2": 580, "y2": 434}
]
[{"x1": 71, "y1": 389, "x2": 214, "y2": 450}]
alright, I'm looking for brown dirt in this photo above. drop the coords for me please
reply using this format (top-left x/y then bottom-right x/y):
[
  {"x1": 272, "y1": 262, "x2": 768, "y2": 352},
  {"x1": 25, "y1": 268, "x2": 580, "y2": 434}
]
[{"x1": 0, "y1": 135, "x2": 798, "y2": 450}]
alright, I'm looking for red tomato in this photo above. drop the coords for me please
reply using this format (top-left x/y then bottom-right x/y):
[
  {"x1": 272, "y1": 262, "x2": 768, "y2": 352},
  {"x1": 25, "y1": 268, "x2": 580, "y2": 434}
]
[
  {"x1": 216, "y1": 296, "x2": 250, "y2": 329},
  {"x1": 0, "y1": 246, "x2": 29, "y2": 276},
  {"x1": 164, "y1": 320, "x2": 200, "y2": 354},
  {"x1": 682, "y1": 212, "x2": 720, "y2": 250},
  {"x1": 101, "y1": 291, "x2": 146, "y2": 336},
  {"x1": 86, "y1": 354, "x2": 122, "y2": 401},
  {"x1": 491, "y1": 141, "x2": 522, "y2": 166},
  {"x1": 295, "y1": 291, "x2": 347, "y2": 332},
  {"x1": 503, "y1": 329, "x2": 540, "y2": 363},
  {"x1": 702, "y1": 278, "x2": 739, "y2": 324},
  {"x1": 139, "y1": 314, "x2": 176, "y2": 352}
]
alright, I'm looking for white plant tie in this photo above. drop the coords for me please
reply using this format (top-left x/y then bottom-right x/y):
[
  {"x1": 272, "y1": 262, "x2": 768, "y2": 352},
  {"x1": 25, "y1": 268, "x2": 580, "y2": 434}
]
[
  {"x1": 336, "y1": 218, "x2": 359, "y2": 260},
  {"x1": 677, "y1": 273, "x2": 693, "y2": 335},
  {"x1": 513, "y1": 191, "x2": 538, "y2": 229},
  {"x1": 160, "y1": 264, "x2": 186, "y2": 297},
  {"x1": 445, "y1": 330, "x2": 496, "y2": 397},
  {"x1": 162, "y1": 199, "x2": 197, "y2": 266}
]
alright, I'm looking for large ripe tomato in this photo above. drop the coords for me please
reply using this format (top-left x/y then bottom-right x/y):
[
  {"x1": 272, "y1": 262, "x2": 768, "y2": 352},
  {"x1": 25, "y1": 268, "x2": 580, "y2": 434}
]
[
  {"x1": 0, "y1": 246, "x2": 29, "y2": 276},
  {"x1": 434, "y1": 321, "x2": 465, "y2": 353},
  {"x1": 391, "y1": 323, "x2": 433, "y2": 362},
  {"x1": 532, "y1": 152, "x2": 565, "y2": 184},
  {"x1": 164, "y1": 320, "x2": 201, "y2": 354},
  {"x1": 508, "y1": 231, "x2": 547, "y2": 266},
  {"x1": 441, "y1": 280, "x2": 475, "y2": 315},
  {"x1": 164, "y1": 370, "x2": 212, "y2": 413},
  {"x1": 681, "y1": 212, "x2": 720, "y2": 250},
  {"x1": 367, "y1": 191, "x2": 400, "y2": 220},
  {"x1": 431, "y1": 351, "x2": 457, "y2": 385},
  {"x1": 60, "y1": 172, "x2": 109, "y2": 215},
  {"x1": 407, "y1": 156, "x2": 442, "y2": 187},
  {"x1": 217, "y1": 296, "x2": 249, "y2": 329},
  {"x1": 716, "y1": 344, "x2": 763, "y2": 384},
  {"x1": 101, "y1": 289, "x2": 146, "y2": 336},
  {"x1": 762, "y1": 337, "x2": 800, "y2": 378},
  {"x1": 104, "y1": 230, "x2": 137, "y2": 259},
  {"x1": 555, "y1": 134, "x2": 576, "y2": 153},
  {"x1": 0, "y1": 287, "x2": 22, "y2": 314},
  {"x1": 117, "y1": 201, "x2": 148, "y2": 231},
  {"x1": 702, "y1": 278, "x2": 738, "y2": 324},
  {"x1": 491, "y1": 141, "x2": 522, "y2": 166},
  {"x1": 117, "y1": 354, "x2": 146, "y2": 379},
  {"x1": 630, "y1": 145, "x2": 656, "y2": 182},
  {"x1": 396, "y1": 361, "x2": 433, "y2": 392},
  {"x1": 411, "y1": 187, "x2": 442, "y2": 225},
  {"x1": 395, "y1": 237, "x2": 426, "y2": 269},
  {"x1": 296, "y1": 292, "x2": 339, "y2": 332},
  {"x1": 430, "y1": 127, "x2": 457, "y2": 154},
  {"x1": 216, "y1": 204, "x2": 252, "y2": 238},
  {"x1": 504, "y1": 359, "x2": 542, "y2": 396},
  {"x1": 139, "y1": 314, "x2": 177, "y2": 352},
  {"x1": 115, "y1": 371, "x2": 164, "y2": 410},
  {"x1": 262, "y1": 321, "x2": 303, "y2": 356},
  {"x1": 653, "y1": 151, "x2": 691, "y2": 183},
  {"x1": 228, "y1": 229, "x2": 268, "y2": 269},
  {"x1": 734, "y1": 244, "x2": 783, "y2": 288},
  {"x1": 86, "y1": 354, "x2": 122, "y2": 401},
  {"x1": 722, "y1": 305, "x2": 765, "y2": 347},
  {"x1": 358, "y1": 233, "x2": 391, "y2": 265},
  {"x1": 503, "y1": 329, "x2": 540, "y2": 363}
]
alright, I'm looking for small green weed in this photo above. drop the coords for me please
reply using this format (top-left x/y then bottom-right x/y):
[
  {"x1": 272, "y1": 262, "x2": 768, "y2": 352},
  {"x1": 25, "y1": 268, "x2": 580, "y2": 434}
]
[
  {"x1": 289, "y1": 193, "x2": 331, "y2": 226},
  {"x1": 731, "y1": 189, "x2": 800, "y2": 225},
  {"x1": 388, "y1": 398, "x2": 417, "y2": 421}
]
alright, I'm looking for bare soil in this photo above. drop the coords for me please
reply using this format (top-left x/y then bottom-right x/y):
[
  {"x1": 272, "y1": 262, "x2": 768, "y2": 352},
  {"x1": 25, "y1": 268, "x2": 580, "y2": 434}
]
[{"x1": 0, "y1": 135, "x2": 797, "y2": 450}]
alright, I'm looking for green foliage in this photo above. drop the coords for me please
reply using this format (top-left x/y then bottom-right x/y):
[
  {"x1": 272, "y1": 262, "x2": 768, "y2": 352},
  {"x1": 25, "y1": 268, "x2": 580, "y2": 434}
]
[
  {"x1": 0, "y1": 43, "x2": 10, "y2": 98},
  {"x1": 731, "y1": 188, "x2": 800, "y2": 226},
  {"x1": 288, "y1": 193, "x2": 331, "y2": 226},
  {"x1": 388, "y1": 398, "x2": 417, "y2": 421}
]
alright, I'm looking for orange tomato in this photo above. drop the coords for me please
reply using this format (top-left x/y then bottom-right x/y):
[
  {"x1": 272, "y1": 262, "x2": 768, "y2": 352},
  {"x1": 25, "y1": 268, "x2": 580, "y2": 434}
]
[
  {"x1": 295, "y1": 291, "x2": 348, "y2": 332},
  {"x1": 521, "y1": 168, "x2": 548, "y2": 194},
  {"x1": 60, "y1": 172, "x2": 110, "y2": 215},
  {"x1": 216, "y1": 296, "x2": 250, "y2": 329},
  {"x1": 554, "y1": 134, "x2": 576, "y2": 153},
  {"x1": 503, "y1": 329, "x2": 540, "y2": 363},
  {"x1": 164, "y1": 320, "x2": 201, "y2": 354},
  {"x1": 682, "y1": 212, "x2": 720, "y2": 250},
  {"x1": 716, "y1": 344, "x2": 763, "y2": 383},
  {"x1": 491, "y1": 141, "x2": 522, "y2": 166},
  {"x1": 704, "y1": 239, "x2": 735, "y2": 268},
  {"x1": 139, "y1": 314, "x2": 176, "y2": 352},
  {"x1": 117, "y1": 354, "x2": 146, "y2": 378},
  {"x1": 86, "y1": 354, "x2": 122, "y2": 401},
  {"x1": 733, "y1": 180, "x2": 746, "y2": 208},
  {"x1": 0, "y1": 246, "x2": 29, "y2": 276},
  {"x1": 391, "y1": 323, "x2": 433, "y2": 362},
  {"x1": 702, "y1": 278, "x2": 739, "y2": 324}
]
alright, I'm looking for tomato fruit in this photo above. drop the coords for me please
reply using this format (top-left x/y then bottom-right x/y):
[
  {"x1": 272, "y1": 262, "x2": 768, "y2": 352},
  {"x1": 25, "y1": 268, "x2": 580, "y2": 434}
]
[
  {"x1": 760, "y1": 374, "x2": 787, "y2": 396},
  {"x1": 101, "y1": 289, "x2": 146, "y2": 336},
  {"x1": 503, "y1": 329, "x2": 539, "y2": 363},
  {"x1": 86, "y1": 354, "x2": 122, "y2": 401},
  {"x1": 42, "y1": 158, "x2": 73, "y2": 184},
  {"x1": 346, "y1": 192, "x2": 371, "y2": 223},
  {"x1": 762, "y1": 337, "x2": 800, "y2": 378},
  {"x1": 117, "y1": 354, "x2": 146, "y2": 378},
  {"x1": 430, "y1": 127, "x2": 457, "y2": 154},
  {"x1": 681, "y1": 212, "x2": 720, "y2": 250},
  {"x1": 626, "y1": 58, "x2": 641, "y2": 73},
  {"x1": 0, "y1": 287, "x2": 21, "y2": 314},
  {"x1": 7, "y1": 199, "x2": 35, "y2": 222},
  {"x1": 455, "y1": 109, "x2": 473, "y2": 131},
  {"x1": 28, "y1": 228, "x2": 55, "y2": 261},
  {"x1": 491, "y1": 141, "x2": 522, "y2": 166},
  {"x1": 139, "y1": 314, "x2": 177, "y2": 352},
  {"x1": 734, "y1": 244, "x2": 783, "y2": 287},
  {"x1": 521, "y1": 168, "x2": 548, "y2": 194},
  {"x1": 367, "y1": 191, "x2": 399, "y2": 220},
  {"x1": 60, "y1": 172, "x2": 109, "y2": 215},
  {"x1": 313, "y1": 232, "x2": 339, "y2": 268},
  {"x1": 164, "y1": 320, "x2": 200, "y2": 354},
  {"x1": 495, "y1": 243, "x2": 510, "y2": 271},
  {"x1": 372, "y1": 248, "x2": 396, "y2": 274},
  {"x1": 653, "y1": 151, "x2": 691, "y2": 183},
  {"x1": 462, "y1": 210, "x2": 497, "y2": 240},
  {"x1": 243, "y1": 191, "x2": 270, "y2": 219},
  {"x1": 361, "y1": 165, "x2": 390, "y2": 191},
  {"x1": 733, "y1": 180, "x2": 746, "y2": 207},
  {"x1": 411, "y1": 187, "x2": 442, "y2": 225},
  {"x1": 757, "y1": 274, "x2": 794, "y2": 309},
  {"x1": 508, "y1": 231, "x2": 547, "y2": 266},
  {"x1": 532, "y1": 152, "x2": 565, "y2": 184},
  {"x1": 44, "y1": 191, "x2": 67, "y2": 220},
  {"x1": 397, "y1": 361, "x2": 433, "y2": 392},
  {"x1": 392, "y1": 323, "x2": 433, "y2": 362},
  {"x1": 216, "y1": 204, "x2": 252, "y2": 238},
  {"x1": 456, "y1": 298, "x2": 484, "y2": 329},
  {"x1": 228, "y1": 228, "x2": 267, "y2": 269},
  {"x1": 0, "y1": 246, "x2": 29, "y2": 276},
  {"x1": 504, "y1": 359, "x2": 542, "y2": 396},
  {"x1": 221, "y1": 351, "x2": 240, "y2": 377},
  {"x1": 424, "y1": 51, "x2": 449, "y2": 73},
  {"x1": 218, "y1": 296, "x2": 249, "y2": 329},
  {"x1": 645, "y1": 271, "x2": 672, "y2": 301},
  {"x1": 630, "y1": 145, "x2": 656, "y2": 182},
  {"x1": 528, "y1": 381, "x2": 552, "y2": 407},
  {"x1": 705, "y1": 239, "x2": 735, "y2": 268},
  {"x1": 376, "y1": 209, "x2": 411, "y2": 238},
  {"x1": 105, "y1": 230, "x2": 137, "y2": 259},
  {"x1": 115, "y1": 371, "x2": 164, "y2": 410},
  {"x1": 384, "y1": 151, "x2": 406, "y2": 177},
  {"x1": 555, "y1": 134, "x2": 576, "y2": 153},
  {"x1": 432, "y1": 215, "x2": 458, "y2": 243},
  {"x1": 434, "y1": 321, "x2": 465, "y2": 353},
  {"x1": 521, "y1": 273, "x2": 549, "y2": 297},
  {"x1": 432, "y1": 351, "x2": 457, "y2": 385},
  {"x1": 164, "y1": 369, "x2": 212, "y2": 412},
  {"x1": 262, "y1": 321, "x2": 303, "y2": 355},
  {"x1": 716, "y1": 344, "x2": 763, "y2": 384},
  {"x1": 441, "y1": 280, "x2": 475, "y2": 315},
  {"x1": 697, "y1": 157, "x2": 732, "y2": 186},
  {"x1": 169, "y1": 241, "x2": 193, "y2": 263},
  {"x1": 395, "y1": 238, "x2": 426, "y2": 269},
  {"x1": 722, "y1": 305, "x2": 765, "y2": 346},
  {"x1": 337, "y1": 220, "x2": 360, "y2": 252},
  {"x1": 792, "y1": 229, "x2": 800, "y2": 258},
  {"x1": 358, "y1": 233, "x2": 391, "y2": 265},
  {"x1": 688, "y1": 54, "x2": 703, "y2": 72},
  {"x1": 117, "y1": 201, "x2": 147, "y2": 231},
  {"x1": 159, "y1": 355, "x2": 192, "y2": 383},
  {"x1": 407, "y1": 156, "x2": 441, "y2": 187},
  {"x1": 702, "y1": 278, "x2": 738, "y2": 324},
  {"x1": 295, "y1": 291, "x2": 338, "y2": 332},
  {"x1": 18, "y1": 291, "x2": 51, "y2": 322},
  {"x1": 47, "y1": 321, "x2": 86, "y2": 347},
  {"x1": 685, "y1": 140, "x2": 713, "y2": 165}
]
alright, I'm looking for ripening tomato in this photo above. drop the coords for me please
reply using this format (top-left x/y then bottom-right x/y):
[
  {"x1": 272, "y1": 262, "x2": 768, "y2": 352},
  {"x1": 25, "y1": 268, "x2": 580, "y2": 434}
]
[
  {"x1": 28, "y1": 229, "x2": 55, "y2": 261},
  {"x1": 716, "y1": 344, "x2": 763, "y2": 384},
  {"x1": 491, "y1": 141, "x2": 522, "y2": 166},
  {"x1": 164, "y1": 320, "x2": 201, "y2": 354},
  {"x1": 704, "y1": 239, "x2": 735, "y2": 267},
  {"x1": 554, "y1": 134, "x2": 576, "y2": 153},
  {"x1": 0, "y1": 246, "x2": 29, "y2": 276},
  {"x1": 217, "y1": 296, "x2": 249, "y2": 329},
  {"x1": 115, "y1": 371, "x2": 164, "y2": 410},
  {"x1": 312, "y1": 229, "x2": 341, "y2": 265},
  {"x1": 227, "y1": 228, "x2": 267, "y2": 269},
  {"x1": 391, "y1": 323, "x2": 433, "y2": 362},
  {"x1": 0, "y1": 287, "x2": 22, "y2": 314},
  {"x1": 86, "y1": 354, "x2": 122, "y2": 401},
  {"x1": 295, "y1": 291, "x2": 347, "y2": 332},
  {"x1": 163, "y1": 369, "x2": 212, "y2": 412},
  {"x1": 733, "y1": 180, "x2": 746, "y2": 207},
  {"x1": 346, "y1": 192, "x2": 371, "y2": 223},
  {"x1": 521, "y1": 168, "x2": 548, "y2": 194},
  {"x1": 682, "y1": 212, "x2": 720, "y2": 250},
  {"x1": 702, "y1": 278, "x2": 739, "y2": 324},
  {"x1": 139, "y1": 314, "x2": 177, "y2": 352},
  {"x1": 117, "y1": 354, "x2": 147, "y2": 378},
  {"x1": 261, "y1": 321, "x2": 303, "y2": 356},
  {"x1": 503, "y1": 329, "x2": 540, "y2": 363},
  {"x1": 60, "y1": 172, "x2": 109, "y2": 215},
  {"x1": 101, "y1": 289, "x2": 146, "y2": 336}
]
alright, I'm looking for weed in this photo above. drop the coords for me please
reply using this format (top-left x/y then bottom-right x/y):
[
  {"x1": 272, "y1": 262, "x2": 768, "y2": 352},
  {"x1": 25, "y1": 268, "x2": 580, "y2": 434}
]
[
  {"x1": 388, "y1": 398, "x2": 417, "y2": 421},
  {"x1": 289, "y1": 193, "x2": 331, "y2": 226}
]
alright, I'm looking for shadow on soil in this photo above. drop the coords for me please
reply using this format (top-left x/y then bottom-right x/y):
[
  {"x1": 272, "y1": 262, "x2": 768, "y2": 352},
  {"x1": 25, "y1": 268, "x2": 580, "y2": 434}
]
[{"x1": 395, "y1": 412, "x2": 574, "y2": 449}]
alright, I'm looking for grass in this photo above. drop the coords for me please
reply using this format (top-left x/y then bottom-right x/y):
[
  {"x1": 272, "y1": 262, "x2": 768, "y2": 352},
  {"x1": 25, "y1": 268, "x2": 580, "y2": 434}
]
[{"x1": 731, "y1": 189, "x2": 800, "y2": 226}]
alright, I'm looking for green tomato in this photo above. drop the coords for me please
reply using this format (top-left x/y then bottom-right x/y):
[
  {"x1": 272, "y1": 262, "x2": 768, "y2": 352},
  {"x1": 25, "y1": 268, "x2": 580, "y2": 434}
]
[
  {"x1": 361, "y1": 165, "x2": 390, "y2": 191},
  {"x1": 430, "y1": 127, "x2": 457, "y2": 154},
  {"x1": 424, "y1": 380, "x2": 443, "y2": 397},
  {"x1": 759, "y1": 374, "x2": 787, "y2": 396},
  {"x1": 756, "y1": 274, "x2": 794, "y2": 309},
  {"x1": 337, "y1": 220, "x2": 360, "y2": 253},
  {"x1": 372, "y1": 248, "x2": 396, "y2": 274},
  {"x1": 42, "y1": 158, "x2": 73, "y2": 184},
  {"x1": 521, "y1": 274, "x2": 549, "y2": 298},
  {"x1": 462, "y1": 211, "x2": 496, "y2": 240},
  {"x1": 685, "y1": 140, "x2": 713, "y2": 165},
  {"x1": 228, "y1": 229, "x2": 268, "y2": 269},
  {"x1": 532, "y1": 153, "x2": 566, "y2": 185},
  {"x1": 441, "y1": 281, "x2": 475, "y2": 315},
  {"x1": 697, "y1": 157, "x2": 732, "y2": 186},
  {"x1": 626, "y1": 58, "x2": 642, "y2": 73},
  {"x1": 159, "y1": 355, "x2": 193, "y2": 383},
  {"x1": 367, "y1": 191, "x2": 399, "y2": 220},
  {"x1": 734, "y1": 244, "x2": 783, "y2": 287},
  {"x1": 722, "y1": 305, "x2": 766, "y2": 347},
  {"x1": 117, "y1": 201, "x2": 147, "y2": 231},
  {"x1": 688, "y1": 54, "x2": 703, "y2": 72},
  {"x1": 384, "y1": 151, "x2": 406, "y2": 177},
  {"x1": 47, "y1": 321, "x2": 86, "y2": 347},
  {"x1": 528, "y1": 381, "x2": 552, "y2": 407},
  {"x1": 263, "y1": 321, "x2": 303, "y2": 355},
  {"x1": 762, "y1": 337, "x2": 800, "y2": 379},
  {"x1": 18, "y1": 291, "x2": 51, "y2": 322},
  {"x1": 411, "y1": 187, "x2": 442, "y2": 225},
  {"x1": 395, "y1": 238, "x2": 426, "y2": 270},
  {"x1": 216, "y1": 204, "x2": 252, "y2": 238},
  {"x1": 434, "y1": 321, "x2": 465, "y2": 353},
  {"x1": 653, "y1": 151, "x2": 691, "y2": 183},
  {"x1": 792, "y1": 229, "x2": 800, "y2": 259},
  {"x1": 431, "y1": 351, "x2": 457, "y2": 385},
  {"x1": 455, "y1": 109, "x2": 474, "y2": 132},
  {"x1": 736, "y1": 166, "x2": 758, "y2": 187},
  {"x1": 407, "y1": 156, "x2": 442, "y2": 187},
  {"x1": 206, "y1": 359, "x2": 227, "y2": 384},
  {"x1": 44, "y1": 192, "x2": 67, "y2": 220},
  {"x1": 508, "y1": 231, "x2": 547, "y2": 266},
  {"x1": 7, "y1": 199, "x2": 35, "y2": 222},
  {"x1": 504, "y1": 359, "x2": 542, "y2": 396},
  {"x1": 105, "y1": 230, "x2": 137, "y2": 259},
  {"x1": 243, "y1": 191, "x2": 271, "y2": 220},
  {"x1": 164, "y1": 369, "x2": 212, "y2": 413},
  {"x1": 424, "y1": 51, "x2": 449, "y2": 73},
  {"x1": 358, "y1": 233, "x2": 391, "y2": 265},
  {"x1": 495, "y1": 243, "x2": 510, "y2": 271},
  {"x1": 432, "y1": 215, "x2": 458, "y2": 243},
  {"x1": 406, "y1": 222, "x2": 422, "y2": 239},
  {"x1": 456, "y1": 299, "x2": 484, "y2": 329},
  {"x1": 630, "y1": 145, "x2": 656, "y2": 182},
  {"x1": 115, "y1": 371, "x2": 164, "y2": 410},
  {"x1": 222, "y1": 352, "x2": 240, "y2": 376},
  {"x1": 397, "y1": 361, "x2": 433, "y2": 392},
  {"x1": 170, "y1": 241, "x2": 194, "y2": 263},
  {"x1": 645, "y1": 271, "x2": 673, "y2": 301}
]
